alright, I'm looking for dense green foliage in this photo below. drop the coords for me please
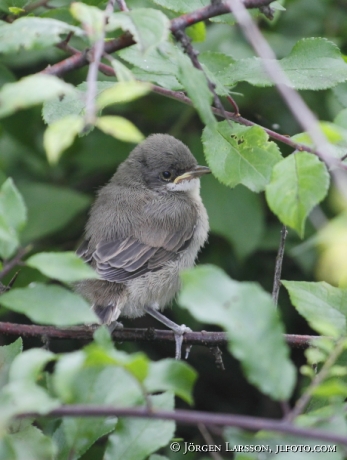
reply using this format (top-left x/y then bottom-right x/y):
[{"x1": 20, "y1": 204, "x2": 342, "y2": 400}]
[{"x1": 0, "y1": 0, "x2": 347, "y2": 458}]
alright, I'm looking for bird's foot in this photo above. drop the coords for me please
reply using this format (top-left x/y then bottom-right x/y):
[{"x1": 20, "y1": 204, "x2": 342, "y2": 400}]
[{"x1": 172, "y1": 324, "x2": 192, "y2": 360}]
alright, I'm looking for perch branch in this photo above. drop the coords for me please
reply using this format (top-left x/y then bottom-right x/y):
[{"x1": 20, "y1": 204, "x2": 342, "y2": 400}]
[{"x1": 272, "y1": 225, "x2": 288, "y2": 306}]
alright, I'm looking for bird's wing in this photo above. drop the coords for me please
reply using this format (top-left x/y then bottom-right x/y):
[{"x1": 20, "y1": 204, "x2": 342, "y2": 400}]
[{"x1": 77, "y1": 225, "x2": 196, "y2": 283}]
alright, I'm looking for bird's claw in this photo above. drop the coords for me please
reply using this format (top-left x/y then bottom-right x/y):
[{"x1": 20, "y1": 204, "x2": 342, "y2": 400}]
[{"x1": 174, "y1": 324, "x2": 192, "y2": 360}]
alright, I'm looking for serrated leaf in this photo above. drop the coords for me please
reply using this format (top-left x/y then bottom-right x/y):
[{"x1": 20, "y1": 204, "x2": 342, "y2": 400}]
[
  {"x1": 0, "y1": 338, "x2": 22, "y2": 391},
  {"x1": 43, "y1": 115, "x2": 84, "y2": 164},
  {"x1": 0, "y1": 75, "x2": 75, "y2": 119},
  {"x1": 202, "y1": 121, "x2": 282, "y2": 192},
  {"x1": 26, "y1": 251, "x2": 98, "y2": 283},
  {"x1": 222, "y1": 38, "x2": 347, "y2": 90},
  {"x1": 96, "y1": 116, "x2": 144, "y2": 143},
  {"x1": 96, "y1": 81, "x2": 151, "y2": 110},
  {"x1": 18, "y1": 182, "x2": 91, "y2": 242},
  {"x1": 179, "y1": 265, "x2": 296, "y2": 400},
  {"x1": 104, "y1": 392, "x2": 175, "y2": 460},
  {"x1": 282, "y1": 281, "x2": 347, "y2": 337},
  {"x1": 0, "y1": 17, "x2": 83, "y2": 53},
  {"x1": 265, "y1": 152, "x2": 330, "y2": 237},
  {"x1": 177, "y1": 53, "x2": 216, "y2": 127},
  {"x1": 70, "y1": 2, "x2": 105, "y2": 42},
  {"x1": 144, "y1": 359, "x2": 197, "y2": 404},
  {"x1": 108, "y1": 9, "x2": 170, "y2": 53},
  {"x1": 0, "y1": 284, "x2": 98, "y2": 326}
]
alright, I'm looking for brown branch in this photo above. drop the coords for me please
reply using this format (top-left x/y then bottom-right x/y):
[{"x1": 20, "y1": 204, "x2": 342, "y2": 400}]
[
  {"x1": 17, "y1": 404, "x2": 347, "y2": 447},
  {"x1": 0, "y1": 247, "x2": 30, "y2": 280},
  {"x1": 272, "y1": 225, "x2": 287, "y2": 306},
  {"x1": 116, "y1": 0, "x2": 129, "y2": 11},
  {"x1": 0, "y1": 322, "x2": 319, "y2": 348}
]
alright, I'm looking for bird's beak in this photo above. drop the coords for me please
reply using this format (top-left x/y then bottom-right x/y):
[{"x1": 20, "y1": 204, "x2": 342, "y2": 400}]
[{"x1": 174, "y1": 165, "x2": 211, "y2": 184}]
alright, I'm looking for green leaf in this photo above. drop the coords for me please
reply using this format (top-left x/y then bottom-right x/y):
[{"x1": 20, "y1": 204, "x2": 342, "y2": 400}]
[
  {"x1": 0, "y1": 338, "x2": 22, "y2": 390},
  {"x1": 104, "y1": 392, "x2": 175, "y2": 460},
  {"x1": 108, "y1": 9, "x2": 170, "y2": 53},
  {"x1": 70, "y1": 2, "x2": 105, "y2": 42},
  {"x1": 0, "y1": 178, "x2": 27, "y2": 259},
  {"x1": 186, "y1": 22, "x2": 206, "y2": 43},
  {"x1": 9, "y1": 348, "x2": 55, "y2": 383},
  {"x1": 96, "y1": 81, "x2": 151, "y2": 110},
  {"x1": 222, "y1": 38, "x2": 347, "y2": 90},
  {"x1": 202, "y1": 121, "x2": 282, "y2": 192},
  {"x1": 179, "y1": 265, "x2": 296, "y2": 400},
  {"x1": 0, "y1": 75, "x2": 75, "y2": 119},
  {"x1": 54, "y1": 417, "x2": 117, "y2": 460},
  {"x1": 0, "y1": 0, "x2": 27, "y2": 14},
  {"x1": 43, "y1": 115, "x2": 84, "y2": 164},
  {"x1": 144, "y1": 359, "x2": 197, "y2": 404},
  {"x1": 18, "y1": 182, "x2": 91, "y2": 242},
  {"x1": 265, "y1": 152, "x2": 330, "y2": 237},
  {"x1": 0, "y1": 284, "x2": 98, "y2": 326},
  {"x1": 26, "y1": 251, "x2": 98, "y2": 283},
  {"x1": 150, "y1": 0, "x2": 209, "y2": 13},
  {"x1": 177, "y1": 53, "x2": 216, "y2": 127},
  {"x1": 110, "y1": 58, "x2": 135, "y2": 82},
  {"x1": 42, "y1": 81, "x2": 114, "y2": 125},
  {"x1": 200, "y1": 179, "x2": 265, "y2": 259},
  {"x1": 0, "y1": 17, "x2": 83, "y2": 53},
  {"x1": 0, "y1": 425, "x2": 57, "y2": 460},
  {"x1": 96, "y1": 116, "x2": 144, "y2": 143},
  {"x1": 282, "y1": 281, "x2": 347, "y2": 337}
]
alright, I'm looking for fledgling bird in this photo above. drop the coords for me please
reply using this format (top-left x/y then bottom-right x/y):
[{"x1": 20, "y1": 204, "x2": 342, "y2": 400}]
[{"x1": 75, "y1": 134, "x2": 210, "y2": 359}]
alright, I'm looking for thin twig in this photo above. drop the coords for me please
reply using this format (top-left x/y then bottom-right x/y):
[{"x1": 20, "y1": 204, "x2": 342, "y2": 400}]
[
  {"x1": 198, "y1": 423, "x2": 224, "y2": 460},
  {"x1": 286, "y1": 338, "x2": 346, "y2": 423},
  {"x1": 209, "y1": 346, "x2": 225, "y2": 370},
  {"x1": 272, "y1": 225, "x2": 287, "y2": 306},
  {"x1": 0, "y1": 247, "x2": 30, "y2": 280},
  {"x1": 16, "y1": 405, "x2": 347, "y2": 446},
  {"x1": 84, "y1": 0, "x2": 116, "y2": 126},
  {"x1": 0, "y1": 322, "x2": 320, "y2": 348},
  {"x1": 116, "y1": 0, "x2": 129, "y2": 11}
]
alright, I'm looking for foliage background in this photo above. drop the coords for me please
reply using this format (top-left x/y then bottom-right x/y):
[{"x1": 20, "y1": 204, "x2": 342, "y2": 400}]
[{"x1": 1, "y1": 0, "x2": 347, "y2": 458}]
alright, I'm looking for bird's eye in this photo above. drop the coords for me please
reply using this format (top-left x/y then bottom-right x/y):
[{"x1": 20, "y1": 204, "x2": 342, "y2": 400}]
[{"x1": 161, "y1": 171, "x2": 172, "y2": 181}]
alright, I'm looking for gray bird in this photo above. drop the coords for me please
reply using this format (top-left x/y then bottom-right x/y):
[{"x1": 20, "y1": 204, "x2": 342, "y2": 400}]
[{"x1": 75, "y1": 134, "x2": 210, "y2": 358}]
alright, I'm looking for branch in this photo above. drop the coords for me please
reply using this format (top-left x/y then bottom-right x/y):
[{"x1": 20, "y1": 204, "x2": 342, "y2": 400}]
[
  {"x1": 17, "y1": 405, "x2": 347, "y2": 447},
  {"x1": 272, "y1": 225, "x2": 287, "y2": 306},
  {"x1": 0, "y1": 247, "x2": 30, "y2": 280},
  {"x1": 0, "y1": 321, "x2": 319, "y2": 348}
]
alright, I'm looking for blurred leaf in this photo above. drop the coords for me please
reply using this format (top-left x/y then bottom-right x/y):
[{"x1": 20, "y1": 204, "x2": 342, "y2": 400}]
[
  {"x1": 9, "y1": 348, "x2": 55, "y2": 383},
  {"x1": 0, "y1": 64, "x2": 16, "y2": 88},
  {"x1": 110, "y1": 58, "x2": 135, "y2": 82},
  {"x1": 0, "y1": 17, "x2": 83, "y2": 52},
  {"x1": 43, "y1": 115, "x2": 84, "y2": 164},
  {"x1": 42, "y1": 81, "x2": 114, "y2": 125},
  {"x1": 200, "y1": 179, "x2": 265, "y2": 259},
  {"x1": 150, "y1": 0, "x2": 208, "y2": 13},
  {"x1": 222, "y1": 38, "x2": 347, "y2": 90},
  {"x1": 177, "y1": 53, "x2": 216, "y2": 127},
  {"x1": 0, "y1": 178, "x2": 27, "y2": 259},
  {"x1": 144, "y1": 359, "x2": 197, "y2": 404},
  {"x1": 96, "y1": 116, "x2": 144, "y2": 143},
  {"x1": 0, "y1": 75, "x2": 75, "y2": 119},
  {"x1": 108, "y1": 9, "x2": 170, "y2": 53},
  {"x1": 265, "y1": 152, "x2": 330, "y2": 237},
  {"x1": 0, "y1": 284, "x2": 98, "y2": 326},
  {"x1": 316, "y1": 213, "x2": 347, "y2": 287},
  {"x1": 96, "y1": 81, "x2": 151, "y2": 110},
  {"x1": 186, "y1": 22, "x2": 206, "y2": 43},
  {"x1": 179, "y1": 265, "x2": 296, "y2": 400},
  {"x1": 0, "y1": 338, "x2": 22, "y2": 391},
  {"x1": 26, "y1": 251, "x2": 98, "y2": 283},
  {"x1": 312, "y1": 380, "x2": 347, "y2": 397},
  {"x1": 18, "y1": 182, "x2": 91, "y2": 242},
  {"x1": 70, "y1": 2, "x2": 105, "y2": 42},
  {"x1": 0, "y1": 0, "x2": 27, "y2": 13},
  {"x1": 202, "y1": 121, "x2": 282, "y2": 192},
  {"x1": 333, "y1": 82, "x2": 347, "y2": 108},
  {"x1": 282, "y1": 281, "x2": 347, "y2": 337},
  {"x1": 104, "y1": 392, "x2": 175, "y2": 460},
  {"x1": 0, "y1": 425, "x2": 57, "y2": 460}
]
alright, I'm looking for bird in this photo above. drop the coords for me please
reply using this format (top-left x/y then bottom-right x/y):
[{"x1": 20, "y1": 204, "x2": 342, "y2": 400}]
[{"x1": 75, "y1": 133, "x2": 210, "y2": 359}]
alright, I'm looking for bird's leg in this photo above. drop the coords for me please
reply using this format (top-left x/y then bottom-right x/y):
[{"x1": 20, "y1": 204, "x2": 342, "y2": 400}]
[{"x1": 144, "y1": 305, "x2": 192, "y2": 360}]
